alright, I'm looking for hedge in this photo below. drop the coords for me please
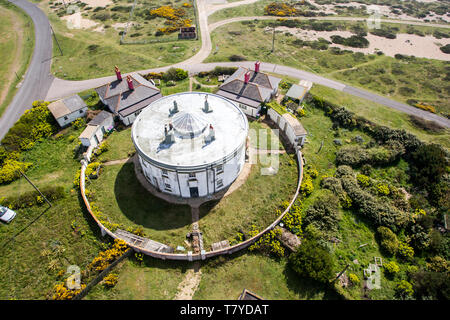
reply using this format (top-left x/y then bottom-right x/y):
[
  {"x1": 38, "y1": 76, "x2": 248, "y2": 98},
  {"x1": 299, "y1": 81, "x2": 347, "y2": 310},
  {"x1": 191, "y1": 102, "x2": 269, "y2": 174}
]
[{"x1": 0, "y1": 186, "x2": 65, "y2": 209}]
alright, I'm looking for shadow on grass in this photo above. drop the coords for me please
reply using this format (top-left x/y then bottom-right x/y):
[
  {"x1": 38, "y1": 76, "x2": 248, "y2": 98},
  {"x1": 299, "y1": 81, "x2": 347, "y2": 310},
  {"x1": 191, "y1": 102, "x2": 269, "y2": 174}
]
[
  {"x1": 113, "y1": 162, "x2": 193, "y2": 230},
  {"x1": 283, "y1": 263, "x2": 342, "y2": 300}
]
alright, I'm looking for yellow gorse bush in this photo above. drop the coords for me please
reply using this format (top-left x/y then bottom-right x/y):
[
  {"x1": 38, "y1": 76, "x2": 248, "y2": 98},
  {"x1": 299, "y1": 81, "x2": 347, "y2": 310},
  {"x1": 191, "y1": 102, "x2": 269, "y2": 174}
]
[
  {"x1": 265, "y1": 3, "x2": 297, "y2": 16},
  {"x1": 88, "y1": 239, "x2": 128, "y2": 272}
]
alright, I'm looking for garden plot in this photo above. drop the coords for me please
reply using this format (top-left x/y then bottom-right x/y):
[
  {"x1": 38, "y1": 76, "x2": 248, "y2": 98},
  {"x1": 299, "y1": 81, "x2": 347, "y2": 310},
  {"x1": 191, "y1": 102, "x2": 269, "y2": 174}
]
[{"x1": 121, "y1": 0, "x2": 197, "y2": 44}]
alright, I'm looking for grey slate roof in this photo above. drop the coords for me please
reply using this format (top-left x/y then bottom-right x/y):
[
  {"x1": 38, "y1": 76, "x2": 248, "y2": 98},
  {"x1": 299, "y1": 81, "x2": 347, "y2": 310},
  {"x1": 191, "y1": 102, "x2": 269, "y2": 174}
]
[
  {"x1": 285, "y1": 84, "x2": 308, "y2": 101},
  {"x1": 48, "y1": 94, "x2": 87, "y2": 119},
  {"x1": 88, "y1": 110, "x2": 113, "y2": 126},
  {"x1": 217, "y1": 67, "x2": 281, "y2": 107},
  {"x1": 215, "y1": 90, "x2": 262, "y2": 108},
  {"x1": 95, "y1": 73, "x2": 162, "y2": 118},
  {"x1": 62, "y1": 95, "x2": 87, "y2": 113}
]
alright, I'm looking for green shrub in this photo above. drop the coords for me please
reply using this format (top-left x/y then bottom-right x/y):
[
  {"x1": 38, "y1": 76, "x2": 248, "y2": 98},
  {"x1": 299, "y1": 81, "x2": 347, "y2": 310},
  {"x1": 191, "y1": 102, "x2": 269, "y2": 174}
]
[
  {"x1": 377, "y1": 226, "x2": 399, "y2": 256},
  {"x1": 384, "y1": 261, "x2": 400, "y2": 275},
  {"x1": 1, "y1": 186, "x2": 65, "y2": 209},
  {"x1": 288, "y1": 238, "x2": 334, "y2": 283},
  {"x1": 71, "y1": 118, "x2": 86, "y2": 130},
  {"x1": 398, "y1": 241, "x2": 414, "y2": 259},
  {"x1": 349, "y1": 273, "x2": 360, "y2": 285},
  {"x1": 248, "y1": 226, "x2": 285, "y2": 258},
  {"x1": 162, "y1": 67, "x2": 188, "y2": 82},
  {"x1": 300, "y1": 173, "x2": 314, "y2": 196},
  {"x1": 303, "y1": 192, "x2": 340, "y2": 234},
  {"x1": 281, "y1": 201, "x2": 303, "y2": 236},
  {"x1": 0, "y1": 159, "x2": 32, "y2": 184},
  {"x1": 356, "y1": 174, "x2": 371, "y2": 187},
  {"x1": 395, "y1": 280, "x2": 414, "y2": 299}
]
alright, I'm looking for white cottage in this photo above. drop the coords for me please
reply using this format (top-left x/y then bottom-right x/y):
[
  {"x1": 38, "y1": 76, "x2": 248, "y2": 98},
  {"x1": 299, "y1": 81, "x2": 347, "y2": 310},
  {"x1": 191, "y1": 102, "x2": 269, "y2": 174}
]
[
  {"x1": 216, "y1": 62, "x2": 281, "y2": 118},
  {"x1": 79, "y1": 110, "x2": 114, "y2": 148},
  {"x1": 95, "y1": 66, "x2": 162, "y2": 126},
  {"x1": 47, "y1": 95, "x2": 88, "y2": 128},
  {"x1": 267, "y1": 109, "x2": 307, "y2": 147}
]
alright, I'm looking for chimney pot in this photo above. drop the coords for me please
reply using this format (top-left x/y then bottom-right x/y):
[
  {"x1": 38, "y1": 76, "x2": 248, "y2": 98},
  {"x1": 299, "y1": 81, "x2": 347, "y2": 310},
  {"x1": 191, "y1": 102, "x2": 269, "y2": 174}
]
[
  {"x1": 115, "y1": 65, "x2": 122, "y2": 81},
  {"x1": 244, "y1": 71, "x2": 251, "y2": 84},
  {"x1": 255, "y1": 61, "x2": 260, "y2": 73},
  {"x1": 127, "y1": 75, "x2": 134, "y2": 90}
]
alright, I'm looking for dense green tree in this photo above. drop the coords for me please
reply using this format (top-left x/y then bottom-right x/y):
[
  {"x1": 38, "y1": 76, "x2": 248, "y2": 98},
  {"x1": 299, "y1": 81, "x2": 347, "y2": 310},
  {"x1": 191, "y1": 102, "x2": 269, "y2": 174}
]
[
  {"x1": 409, "y1": 144, "x2": 447, "y2": 187},
  {"x1": 411, "y1": 270, "x2": 450, "y2": 300},
  {"x1": 304, "y1": 192, "x2": 340, "y2": 234},
  {"x1": 288, "y1": 239, "x2": 334, "y2": 284},
  {"x1": 377, "y1": 226, "x2": 399, "y2": 256}
]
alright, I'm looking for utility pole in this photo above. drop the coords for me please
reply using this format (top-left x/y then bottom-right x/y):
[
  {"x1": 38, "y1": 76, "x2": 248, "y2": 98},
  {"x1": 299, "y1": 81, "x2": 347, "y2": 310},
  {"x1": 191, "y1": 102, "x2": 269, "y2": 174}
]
[
  {"x1": 19, "y1": 170, "x2": 52, "y2": 207},
  {"x1": 332, "y1": 264, "x2": 350, "y2": 283},
  {"x1": 271, "y1": 27, "x2": 275, "y2": 52},
  {"x1": 50, "y1": 25, "x2": 63, "y2": 56}
]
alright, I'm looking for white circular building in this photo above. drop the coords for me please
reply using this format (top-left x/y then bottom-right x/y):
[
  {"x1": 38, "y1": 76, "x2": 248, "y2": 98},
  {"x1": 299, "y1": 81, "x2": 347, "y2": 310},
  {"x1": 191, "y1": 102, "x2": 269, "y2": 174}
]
[{"x1": 131, "y1": 92, "x2": 249, "y2": 198}]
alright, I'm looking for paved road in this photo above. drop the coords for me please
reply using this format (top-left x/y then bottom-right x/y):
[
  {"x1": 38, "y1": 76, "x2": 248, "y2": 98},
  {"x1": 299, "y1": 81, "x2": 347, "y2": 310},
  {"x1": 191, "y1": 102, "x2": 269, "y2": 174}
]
[
  {"x1": 0, "y1": 0, "x2": 54, "y2": 140},
  {"x1": 2, "y1": 0, "x2": 450, "y2": 139},
  {"x1": 209, "y1": 16, "x2": 450, "y2": 31}
]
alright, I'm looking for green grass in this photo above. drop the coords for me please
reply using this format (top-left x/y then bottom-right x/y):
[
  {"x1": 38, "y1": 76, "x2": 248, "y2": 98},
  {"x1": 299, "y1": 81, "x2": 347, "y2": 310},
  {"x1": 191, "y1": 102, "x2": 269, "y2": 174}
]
[
  {"x1": 84, "y1": 256, "x2": 188, "y2": 300},
  {"x1": 87, "y1": 162, "x2": 193, "y2": 249},
  {"x1": 45, "y1": 2, "x2": 200, "y2": 80},
  {"x1": 207, "y1": 20, "x2": 450, "y2": 117},
  {"x1": 198, "y1": 151, "x2": 298, "y2": 248},
  {"x1": 96, "y1": 128, "x2": 135, "y2": 162},
  {"x1": 0, "y1": 0, "x2": 34, "y2": 116},
  {"x1": 309, "y1": 85, "x2": 450, "y2": 150},
  {"x1": 159, "y1": 78, "x2": 191, "y2": 95},
  {"x1": 194, "y1": 251, "x2": 340, "y2": 300},
  {"x1": 249, "y1": 119, "x2": 284, "y2": 150},
  {"x1": 0, "y1": 125, "x2": 106, "y2": 299}
]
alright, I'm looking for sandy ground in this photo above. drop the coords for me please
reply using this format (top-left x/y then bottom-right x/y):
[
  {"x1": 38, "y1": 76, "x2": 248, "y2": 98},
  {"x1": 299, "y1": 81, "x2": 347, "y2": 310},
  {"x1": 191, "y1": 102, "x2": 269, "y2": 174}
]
[
  {"x1": 61, "y1": 12, "x2": 98, "y2": 29},
  {"x1": 277, "y1": 27, "x2": 450, "y2": 61},
  {"x1": 73, "y1": 0, "x2": 112, "y2": 7},
  {"x1": 308, "y1": 0, "x2": 450, "y2": 23}
]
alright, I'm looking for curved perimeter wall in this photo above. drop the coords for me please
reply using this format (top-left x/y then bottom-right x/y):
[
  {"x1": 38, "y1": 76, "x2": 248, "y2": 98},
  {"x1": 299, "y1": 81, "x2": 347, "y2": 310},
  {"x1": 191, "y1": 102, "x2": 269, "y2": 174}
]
[{"x1": 80, "y1": 116, "x2": 304, "y2": 261}]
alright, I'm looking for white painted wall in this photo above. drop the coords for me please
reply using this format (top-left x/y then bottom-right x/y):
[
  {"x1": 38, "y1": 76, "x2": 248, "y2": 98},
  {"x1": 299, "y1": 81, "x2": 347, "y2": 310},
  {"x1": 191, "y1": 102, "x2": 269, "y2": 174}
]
[
  {"x1": 267, "y1": 108, "x2": 306, "y2": 147},
  {"x1": 56, "y1": 107, "x2": 88, "y2": 127},
  {"x1": 138, "y1": 143, "x2": 246, "y2": 198},
  {"x1": 239, "y1": 103, "x2": 261, "y2": 118}
]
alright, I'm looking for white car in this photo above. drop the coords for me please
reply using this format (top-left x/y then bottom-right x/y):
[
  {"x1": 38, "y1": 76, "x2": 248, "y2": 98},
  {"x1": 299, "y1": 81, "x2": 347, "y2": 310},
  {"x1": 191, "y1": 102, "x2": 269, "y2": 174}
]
[{"x1": 0, "y1": 206, "x2": 16, "y2": 223}]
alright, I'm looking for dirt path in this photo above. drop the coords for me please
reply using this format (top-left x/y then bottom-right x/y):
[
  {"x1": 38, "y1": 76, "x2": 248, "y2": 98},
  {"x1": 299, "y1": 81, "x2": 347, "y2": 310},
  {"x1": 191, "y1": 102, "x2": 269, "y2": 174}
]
[
  {"x1": 173, "y1": 262, "x2": 202, "y2": 300},
  {"x1": 191, "y1": 77, "x2": 218, "y2": 88},
  {"x1": 102, "y1": 157, "x2": 131, "y2": 166},
  {"x1": 0, "y1": 8, "x2": 24, "y2": 108},
  {"x1": 173, "y1": 206, "x2": 202, "y2": 300}
]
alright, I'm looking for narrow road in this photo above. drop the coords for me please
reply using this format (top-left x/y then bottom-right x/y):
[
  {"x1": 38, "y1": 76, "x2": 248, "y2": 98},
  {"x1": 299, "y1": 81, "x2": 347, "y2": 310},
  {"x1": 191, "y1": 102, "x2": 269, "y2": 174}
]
[{"x1": 0, "y1": 0, "x2": 54, "y2": 140}]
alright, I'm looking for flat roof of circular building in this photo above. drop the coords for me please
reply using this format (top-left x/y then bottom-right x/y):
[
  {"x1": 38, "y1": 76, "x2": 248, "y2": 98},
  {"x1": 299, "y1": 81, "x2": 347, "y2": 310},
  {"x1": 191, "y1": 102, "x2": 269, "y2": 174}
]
[{"x1": 132, "y1": 92, "x2": 249, "y2": 170}]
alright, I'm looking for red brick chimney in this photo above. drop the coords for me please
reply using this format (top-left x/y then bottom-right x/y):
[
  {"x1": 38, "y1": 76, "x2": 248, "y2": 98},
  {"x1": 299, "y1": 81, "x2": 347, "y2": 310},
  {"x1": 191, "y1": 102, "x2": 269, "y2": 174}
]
[
  {"x1": 255, "y1": 61, "x2": 260, "y2": 73},
  {"x1": 115, "y1": 65, "x2": 122, "y2": 81},
  {"x1": 244, "y1": 71, "x2": 251, "y2": 84},
  {"x1": 126, "y1": 75, "x2": 134, "y2": 90}
]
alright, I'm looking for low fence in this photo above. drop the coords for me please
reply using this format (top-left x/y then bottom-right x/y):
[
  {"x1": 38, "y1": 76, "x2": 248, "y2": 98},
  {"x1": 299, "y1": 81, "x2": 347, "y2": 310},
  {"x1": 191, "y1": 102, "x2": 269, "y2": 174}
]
[
  {"x1": 79, "y1": 149, "x2": 303, "y2": 261},
  {"x1": 73, "y1": 248, "x2": 133, "y2": 300}
]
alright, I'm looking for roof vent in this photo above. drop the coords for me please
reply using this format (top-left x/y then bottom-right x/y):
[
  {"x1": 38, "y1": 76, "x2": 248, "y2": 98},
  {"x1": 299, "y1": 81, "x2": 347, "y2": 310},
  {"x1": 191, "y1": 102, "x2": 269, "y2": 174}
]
[
  {"x1": 170, "y1": 100, "x2": 179, "y2": 115},
  {"x1": 202, "y1": 94, "x2": 212, "y2": 113},
  {"x1": 244, "y1": 71, "x2": 251, "y2": 84}
]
